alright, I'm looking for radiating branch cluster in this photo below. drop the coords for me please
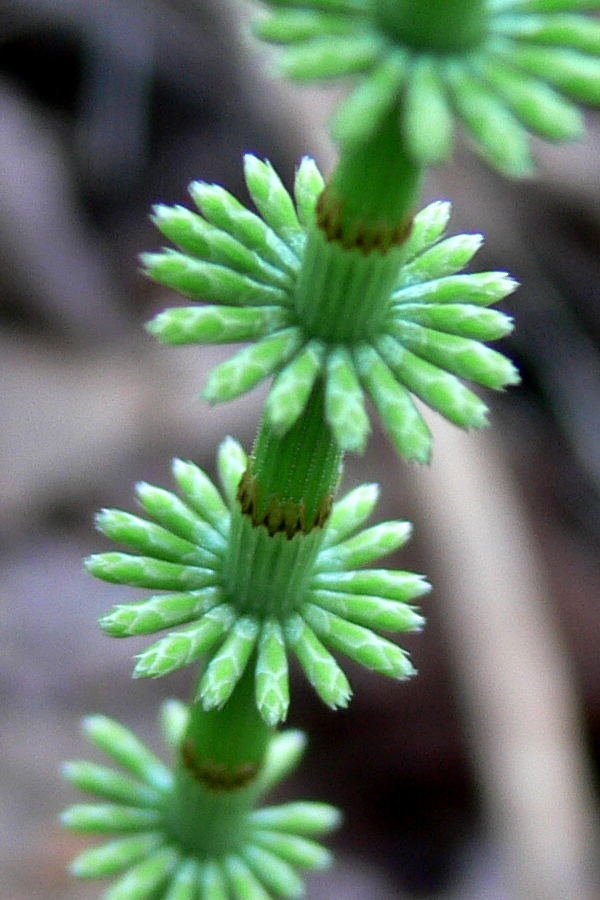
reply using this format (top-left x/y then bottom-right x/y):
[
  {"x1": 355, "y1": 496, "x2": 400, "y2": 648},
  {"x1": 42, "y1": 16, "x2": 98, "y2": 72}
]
[
  {"x1": 87, "y1": 438, "x2": 428, "y2": 725},
  {"x1": 62, "y1": 703, "x2": 339, "y2": 900},
  {"x1": 145, "y1": 156, "x2": 519, "y2": 463},
  {"x1": 254, "y1": 0, "x2": 600, "y2": 175}
]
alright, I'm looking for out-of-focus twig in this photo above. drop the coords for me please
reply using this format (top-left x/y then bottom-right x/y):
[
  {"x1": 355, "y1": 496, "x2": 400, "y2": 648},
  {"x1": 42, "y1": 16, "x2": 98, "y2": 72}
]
[{"x1": 408, "y1": 419, "x2": 600, "y2": 900}]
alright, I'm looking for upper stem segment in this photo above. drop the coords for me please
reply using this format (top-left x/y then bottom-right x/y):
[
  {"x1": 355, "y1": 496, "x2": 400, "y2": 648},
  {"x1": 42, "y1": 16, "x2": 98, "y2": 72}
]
[
  {"x1": 374, "y1": 0, "x2": 486, "y2": 53},
  {"x1": 317, "y1": 104, "x2": 423, "y2": 253}
]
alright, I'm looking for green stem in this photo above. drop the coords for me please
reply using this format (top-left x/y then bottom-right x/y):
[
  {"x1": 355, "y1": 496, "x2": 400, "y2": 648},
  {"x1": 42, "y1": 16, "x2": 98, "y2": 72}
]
[
  {"x1": 293, "y1": 225, "x2": 405, "y2": 343},
  {"x1": 225, "y1": 508, "x2": 324, "y2": 617},
  {"x1": 239, "y1": 381, "x2": 342, "y2": 536},
  {"x1": 222, "y1": 381, "x2": 341, "y2": 620},
  {"x1": 165, "y1": 664, "x2": 271, "y2": 857},
  {"x1": 374, "y1": 0, "x2": 486, "y2": 53},
  {"x1": 318, "y1": 105, "x2": 423, "y2": 253}
]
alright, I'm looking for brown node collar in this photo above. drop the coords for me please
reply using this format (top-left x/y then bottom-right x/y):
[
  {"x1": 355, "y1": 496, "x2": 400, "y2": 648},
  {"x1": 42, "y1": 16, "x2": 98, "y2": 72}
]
[
  {"x1": 237, "y1": 467, "x2": 332, "y2": 539},
  {"x1": 316, "y1": 189, "x2": 414, "y2": 255},
  {"x1": 181, "y1": 737, "x2": 259, "y2": 791}
]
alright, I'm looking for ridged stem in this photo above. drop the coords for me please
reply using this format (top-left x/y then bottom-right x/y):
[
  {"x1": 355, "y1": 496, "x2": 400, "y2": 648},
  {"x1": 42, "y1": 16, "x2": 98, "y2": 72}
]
[
  {"x1": 293, "y1": 224, "x2": 405, "y2": 343},
  {"x1": 225, "y1": 509, "x2": 324, "y2": 617},
  {"x1": 240, "y1": 381, "x2": 342, "y2": 536},
  {"x1": 374, "y1": 0, "x2": 486, "y2": 52},
  {"x1": 165, "y1": 664, "x2": 271, "y2": 857}
]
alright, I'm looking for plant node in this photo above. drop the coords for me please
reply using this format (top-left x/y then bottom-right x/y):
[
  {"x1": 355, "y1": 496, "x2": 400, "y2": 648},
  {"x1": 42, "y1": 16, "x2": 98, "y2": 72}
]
[
  {"x1": 237, "y1": 464, "x2": 332, "y2": 537},
  {"x1": 316, "y1": 183, "x2": 414, "y2": 254},
  {"x1": 181, "y1": 737, "x2": 260, "y2": 791}
]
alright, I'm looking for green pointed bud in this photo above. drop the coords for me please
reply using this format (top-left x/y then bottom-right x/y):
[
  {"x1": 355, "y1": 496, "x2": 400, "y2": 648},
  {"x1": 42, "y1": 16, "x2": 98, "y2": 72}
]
[
  {"x1": 62, "y1": 761, "x2": 161, "y2": 808},
  {"x1": 197, "y1": 616, "x2": 259, "y2": 710},
  {"x1": 403, "y1": 56, "x2": 454, "y2": 165},
  {"x1": 324, "y1": 483, "x2": 379, "y2": 548},
  {"x1": 81, "y1": 715, "x2": 173, "y2": 790},
  {"x1": 399, "y1": 233, "x2": 484, "y2": 286},
  {"x1": 325, "y1": 348, "x2": 371, "y2": 453},
  {"x1": 69, "y1": 833, "x2": 164, "y2": 879},
  {"x1": 151, "y1": 203, "x2": 215, "y2": 257},
  {"x1": 163, "y1": 858, "x2": 202, "y2": 900},
  {"x1": 478, "y1": 58, "x2": 583, "y2": 141},
  {"x1": 217, "y1": 436, "x2": 248, "y2": 510},
  {"x1": 141, "y1": 250, "x2": 287, "y2": 306},
  {"x1": 255, "y1": 620, "x2": 291, "y2": 726},
  {"x1": 151, "y1": 203, "x2": 291, "y2": 288},
  {"x1": 511, "y1": 13, "x2": 600, "y2": 55},
  {"x1": 224, "y1": 854, "x2": 272, "y2": 900},
  {"x1": 402, "y1": 201, "x2": 451, "y2": 263},
  {"x1": 354, "y1": 345, "x2": 432, "y2": 463},
  {"x1": 396, "y1": 302, "x2": 514, "y2": 341},
  {"x1": 133, "y1": 605, "x2": 236, "y2": 678},
  {"x1": 85, "y1": 553, "x2": 218, "y2": 592},
  {"x1": 254, "y1": 8, "x2": 353, "y2": 44},
  {"x1": 244, "y1": 154, "x2": 303, "y2": 244},
  {"x1": 293, "y1": 156, "x2": 325, "y2": 228},
  {"x1": 243, "y1": 844, "x2": 305, "y2": 899},
  {"x1": 203, "y1": 328, "x2": 304, "y2": 403},
  {"x1": 269, "y1": 0, "x2": 358, "y2": 10},
  {"x1": 250, "y1": 801, "x2": 342, "y2": 835},
  {"x1": 147, "y1": 305, "x2": 291, "y2": 345},
  {"x1": 312, "y1": 568, "x2": 430, "y2": 602},
  {"x1": 506, "y1": 44, "x2": 600, "y2": 104},
  {"x1": 171, "y1": 459, "x2": 230, "y2": 535},
  {"x1": 99, "y1": 588, "x2": 223, "y2": 637},
  {"x1": 318, "y1": 520, "x2": 412, "y2": 570},
  {"x1": 303, "y1": 603, "x2": 416, "y2": 679},
  {"x1": 103, "y1": 847, "x2": 179, "y2": 900},
  {"x1": 258, "y1": 730, "x2": 306, "y2": 795},
  {"x1": 309, "y1": 589, "x2": 425, "y2": 632},
  {"x1": 61, "y1": 803, "x2": 163, "y2": 833},
  {"x1": 200, "y1": 860, "x2": 229, "y2": 900},
  {"x1": 95, "y1": 509, "x2": 213, "y2": 567},
  {"x1": 265, "y1": 341, "x2": 325, "y2": 436},
  {"x1": 284, "y1": 614, "x2": 352, "y2": 709},
  {"x1": 389, "y1": 320, "x2": 521, "y2": 389},
  {"x1": 332, "y1": 50, "x2": 408, "y2": 148},
  {"x1": 392, "y1": 271, "x2": 519, "y2": 307},
  {"x1": 189, "y1": 181, "x2": 299, "y2": 273},
  {"x1": 278, "y1": 32, "x2": 384, "y2": 79},
  {"x1": 251, "y1": 831, "x2": 333, "y2": 871},
  {"x1": 135, "y1": 482, "x2": 226, "y2": 556},
  {"x1": 445, "y1": 63, "x2": 534, "y2": 177},
  {"x1": 160, "y1": 699, "x2": 189, "y2": 750},
  {"x1": 376, "y1": 334, "x2": 491, "y2": 429}
]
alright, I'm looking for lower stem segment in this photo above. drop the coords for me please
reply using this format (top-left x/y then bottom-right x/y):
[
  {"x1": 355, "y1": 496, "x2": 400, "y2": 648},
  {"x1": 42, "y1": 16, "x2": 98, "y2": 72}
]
[{"x1": 165, "y1": 664, "x2": 271, "y2": 857}]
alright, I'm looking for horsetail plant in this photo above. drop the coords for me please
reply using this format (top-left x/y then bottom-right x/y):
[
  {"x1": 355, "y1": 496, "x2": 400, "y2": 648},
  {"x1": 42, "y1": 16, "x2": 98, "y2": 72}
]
[{"x1": 62, "y1": 1, "x2": 600, "y2": 898}]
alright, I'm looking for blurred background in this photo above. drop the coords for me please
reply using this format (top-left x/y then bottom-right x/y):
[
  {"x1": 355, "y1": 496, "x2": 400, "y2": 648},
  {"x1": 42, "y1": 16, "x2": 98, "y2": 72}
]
[{"x1": 2, "y1": 1, "x2": 600, "y2": 898}]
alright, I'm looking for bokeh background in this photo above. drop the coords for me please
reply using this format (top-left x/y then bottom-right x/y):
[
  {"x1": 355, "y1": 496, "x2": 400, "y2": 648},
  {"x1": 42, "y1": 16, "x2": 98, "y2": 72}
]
[{"x1": 2, "y1": 1, "x2": 600, "y2": 898}]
